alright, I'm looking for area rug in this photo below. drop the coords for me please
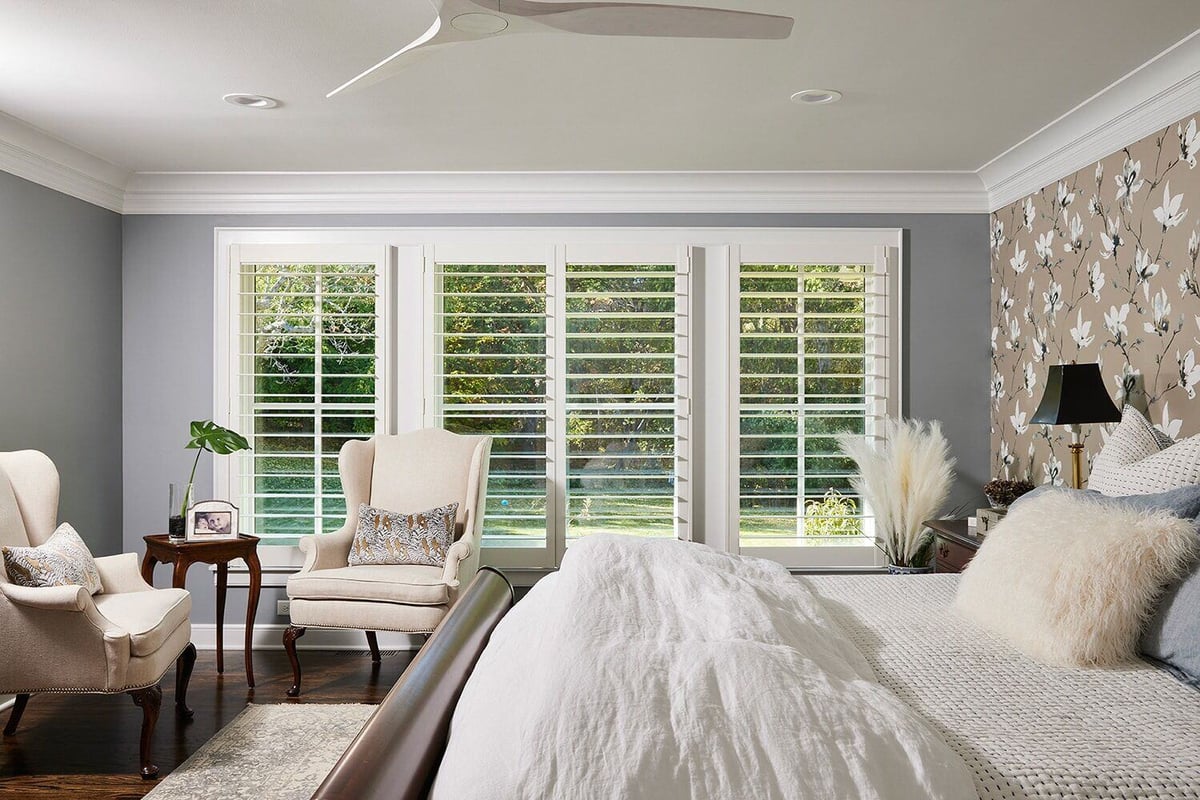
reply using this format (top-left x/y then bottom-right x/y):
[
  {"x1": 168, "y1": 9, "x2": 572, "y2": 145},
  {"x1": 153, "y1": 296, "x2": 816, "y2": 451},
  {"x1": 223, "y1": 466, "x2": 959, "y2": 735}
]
[{"x1": 145, "y1": 704, "x2": 374, "y2": 800}]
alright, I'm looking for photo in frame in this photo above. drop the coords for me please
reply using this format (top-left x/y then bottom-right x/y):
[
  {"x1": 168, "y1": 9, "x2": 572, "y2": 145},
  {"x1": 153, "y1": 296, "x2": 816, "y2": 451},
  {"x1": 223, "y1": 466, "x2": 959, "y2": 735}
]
[{"x1": 185, "y1": 500, "x2": 240, "y2": 541}]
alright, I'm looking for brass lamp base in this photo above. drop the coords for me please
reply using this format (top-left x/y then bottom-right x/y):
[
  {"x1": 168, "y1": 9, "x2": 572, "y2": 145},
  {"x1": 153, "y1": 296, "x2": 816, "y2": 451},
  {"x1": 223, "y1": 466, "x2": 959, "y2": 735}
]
[{"x1": 1068, "y1": 442, "x2": 1084, "y2": 489}]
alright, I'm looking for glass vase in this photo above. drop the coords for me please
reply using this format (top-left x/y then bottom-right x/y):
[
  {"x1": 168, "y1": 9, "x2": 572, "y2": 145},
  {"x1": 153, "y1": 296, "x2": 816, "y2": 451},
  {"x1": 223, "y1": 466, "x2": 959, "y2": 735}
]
[{"x1": 168, "y1": 482, "x2": 192, "y2": 540}]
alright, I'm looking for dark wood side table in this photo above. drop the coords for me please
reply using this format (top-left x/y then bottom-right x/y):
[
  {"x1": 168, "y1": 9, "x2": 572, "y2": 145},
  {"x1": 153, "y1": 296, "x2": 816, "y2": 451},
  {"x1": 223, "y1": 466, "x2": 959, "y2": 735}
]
[
  {"x1": 141, "y1": 534, "x2": 262, "y2": 688},
  {"x1": 923, "y1": 518, "x2": 982, "y2": 574}
]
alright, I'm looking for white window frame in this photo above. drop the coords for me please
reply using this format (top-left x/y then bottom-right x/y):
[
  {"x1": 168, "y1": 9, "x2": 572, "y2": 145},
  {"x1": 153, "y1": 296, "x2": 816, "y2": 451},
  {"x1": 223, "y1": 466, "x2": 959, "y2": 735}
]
[
  {"x1": 729, "y1": 240, "x2": 901, "y2": 568},
  {"x1": 213, "y1": 227, "x2": 901, "y2": 577},
  {"x1": 214, "y1": 242, "x2": 395, "y2": 567}
]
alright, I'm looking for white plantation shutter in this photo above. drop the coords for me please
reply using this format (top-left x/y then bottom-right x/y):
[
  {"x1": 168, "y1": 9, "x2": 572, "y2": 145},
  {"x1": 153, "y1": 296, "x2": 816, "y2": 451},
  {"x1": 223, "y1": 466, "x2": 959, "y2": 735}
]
[
  {"x1": 562, "y1": 254, "x2": 689, "y2": 542},
  {"x1": 736, "y1": 246, "x2": 896, "y2": 567},
  {"x1": 430, "y1": 261, "x2": 552, "y2": 559},
  {"x1": 226, "y1": 246, "x2": 387, "y2": 544}
]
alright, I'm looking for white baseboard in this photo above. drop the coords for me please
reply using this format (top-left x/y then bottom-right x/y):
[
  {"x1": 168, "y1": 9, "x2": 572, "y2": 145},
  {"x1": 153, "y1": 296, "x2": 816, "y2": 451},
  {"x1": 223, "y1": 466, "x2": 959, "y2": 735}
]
[{"x1": 189, "y1": 623, "x2": 424, "y2": 652}]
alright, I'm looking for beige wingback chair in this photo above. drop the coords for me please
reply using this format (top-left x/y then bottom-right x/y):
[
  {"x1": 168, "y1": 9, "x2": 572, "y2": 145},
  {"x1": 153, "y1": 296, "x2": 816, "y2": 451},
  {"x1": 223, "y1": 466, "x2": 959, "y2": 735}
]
[
  {"x1": 0, "y1": 450, "x2": 196, "y2": 779},
  {"x1": 283, "y1": 429, "x2": 491, "y2": 696}
]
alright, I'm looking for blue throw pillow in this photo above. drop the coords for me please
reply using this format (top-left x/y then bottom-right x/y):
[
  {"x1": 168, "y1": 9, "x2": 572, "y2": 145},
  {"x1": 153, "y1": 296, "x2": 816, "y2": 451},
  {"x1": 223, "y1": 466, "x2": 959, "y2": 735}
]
[{"x1": 1007, "y1": 483, "x2": 1200, "y2": 686}]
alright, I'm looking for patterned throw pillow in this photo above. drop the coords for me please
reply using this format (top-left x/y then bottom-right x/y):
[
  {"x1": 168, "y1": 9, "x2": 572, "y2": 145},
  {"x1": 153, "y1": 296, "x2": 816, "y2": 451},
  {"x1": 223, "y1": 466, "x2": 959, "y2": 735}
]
[
  {"x1": 348, "y1": 502, "x2": 459, "y2": 567},
  {"x1": 1088, "y1": 406, "x2": 1200, "y2": 495},
  {"x1": 1, "y1": 523, "x2": 103, "y2": 594}
]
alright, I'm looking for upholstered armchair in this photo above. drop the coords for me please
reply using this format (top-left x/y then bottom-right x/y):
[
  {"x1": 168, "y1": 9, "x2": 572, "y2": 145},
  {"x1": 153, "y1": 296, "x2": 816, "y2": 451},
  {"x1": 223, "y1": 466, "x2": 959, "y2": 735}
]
[
  {"x1": 0, "y1": 450, "x2": 196, "y2": 779},
  {"x1": 284, "y1": 429, "x2": 491, "y2": 697}
]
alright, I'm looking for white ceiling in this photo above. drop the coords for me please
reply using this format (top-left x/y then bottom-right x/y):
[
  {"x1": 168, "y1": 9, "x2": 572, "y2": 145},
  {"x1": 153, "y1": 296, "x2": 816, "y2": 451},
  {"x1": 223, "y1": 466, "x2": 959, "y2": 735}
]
[{"x1": 0, "y1": 1, "x2": 1197, "y2": 174}]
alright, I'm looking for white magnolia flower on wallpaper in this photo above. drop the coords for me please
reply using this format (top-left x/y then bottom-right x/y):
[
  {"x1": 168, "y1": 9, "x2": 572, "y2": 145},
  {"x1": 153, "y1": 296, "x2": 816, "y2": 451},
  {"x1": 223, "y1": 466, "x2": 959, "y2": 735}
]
[
  {"x1": 1071, "y1": 310, "x2": 1094, "y2": 347},
  {"x1": 1031, "y1": 327, "x2": 1049, "y2": 361},
  {"x1": 1145, "y1": 289, "x2": 1172, "y2": 336},
  {"x1": 1115, "y1": 157, "x2": 1145, "y2": 208},
  {"x1": 1088, "y1": 261, "x2": 1105, "y2": 300},
  {"x1": 1181, "y1": 118, "x2": 1199, "y2": 168},
  {"x1": 1095, "y1": 161, "x2": 1104, "y2": 183},
  {"x1": 1104, "y1": 303, "x2": 1130, "y2": 343},
  {"x1": 1056, "y1": 180, "x2": 1075, "y2": 210},
  {"x1": 1043, "y1": 455, "x2": 1063, "y2": 486},
  {"x1": 991, "y1": 325, "x2": 999, "y2": 353},
  {"x1": 1180, "y1": 269, "x2": 1199, "y2": 299},
  {"x1": 991, "y1": 373, "x2": 1005, "y2": 404},
  {"x1": 1035, "y1": 231, "x2": 1055, "y2": 266},
  {"x1": 1100, "y1": 216, "x2": 1123, "y2": 258},
  {"x1": 1042, "y1": 281, "x2": 1063, "y2": 315},
  {"x1": 1114, "y1": 364, "x2": 1141, "y2": 407},
  {"x1": 1023, "y1": 304, "x2": 1033, "y2": 324},
  {"x1": 1023, "y1": 361, "x2": 1037, "y2": 397},
  {"x1": 1006, "y1": 315, "x2": 1021, "y2": 350},
  {"x1": 1010, "y1": 404, "x2": 1028, "y2": 435},
  {"x1": 1153, "y1": 182, "x2": 1188, "y2": 230},
  {"x1": 991, "y1": 218, "x2": 1005, "y2": 254},
  {"x1": 999, "y1": 285, "x2": 1014, "y2": 310},
  {"x1": 1134, "y1": 248, "x2": 1160, "y2": 297},
  {"x1": 1179, "y1": 349, "x2": 1200, "y2": 399},
  {"x1": 1022, "y1": 197, "x2": 1036, "y2": 231},
  {"x1": 1190, "y1": 228, "x2": 1200, "y2": 262},
  {"x1": 1063, "y1": 212, "x2": 1085, "y2": 252},
  {"x1": 999, "y1": 440, "x2": 1015, "y2": 478},
  {"x1": 1009, "y1": 242, "x2": 1028, "y2": 274},
  {"x1": 1159, "y1": 401, "x2": 1183, "y2": 440}
]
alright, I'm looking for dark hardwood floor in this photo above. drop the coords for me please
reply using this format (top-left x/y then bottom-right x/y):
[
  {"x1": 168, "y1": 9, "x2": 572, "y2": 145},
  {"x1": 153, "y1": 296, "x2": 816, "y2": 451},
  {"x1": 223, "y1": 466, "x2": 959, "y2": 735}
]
[{"x1": 0, "y1": 648, "x2": 415, "y2": 800}]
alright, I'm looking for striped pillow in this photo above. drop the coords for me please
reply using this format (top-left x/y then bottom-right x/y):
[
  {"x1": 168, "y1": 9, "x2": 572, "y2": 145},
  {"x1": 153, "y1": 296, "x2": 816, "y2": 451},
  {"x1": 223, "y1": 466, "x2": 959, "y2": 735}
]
[{"x1": 1, "y1": 523, "x2": 102, "y2": 594}]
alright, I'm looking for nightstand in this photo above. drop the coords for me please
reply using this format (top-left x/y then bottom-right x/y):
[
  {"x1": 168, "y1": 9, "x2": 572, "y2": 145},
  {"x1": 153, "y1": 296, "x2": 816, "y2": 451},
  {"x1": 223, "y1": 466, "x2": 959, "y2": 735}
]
[{"x1": 923, "y1": 518, "x2": 982, "y2": 574}]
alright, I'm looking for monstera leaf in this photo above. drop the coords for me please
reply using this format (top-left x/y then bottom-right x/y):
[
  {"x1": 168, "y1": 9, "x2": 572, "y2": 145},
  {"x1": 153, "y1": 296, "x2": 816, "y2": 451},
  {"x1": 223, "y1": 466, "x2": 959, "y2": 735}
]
[{"x1": 186, "y1": 420, "x2": 250, "y2": 455}]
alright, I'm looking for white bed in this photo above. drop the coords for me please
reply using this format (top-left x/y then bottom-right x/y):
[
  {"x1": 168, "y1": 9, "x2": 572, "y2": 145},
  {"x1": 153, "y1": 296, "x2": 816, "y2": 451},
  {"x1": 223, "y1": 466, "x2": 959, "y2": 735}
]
[
  {"x1": 428, "y1": 536, "x2": 1200, "y2": 800},
  {"x1": 807, "y1": 574, "x2": 1200, "y2": 800}
]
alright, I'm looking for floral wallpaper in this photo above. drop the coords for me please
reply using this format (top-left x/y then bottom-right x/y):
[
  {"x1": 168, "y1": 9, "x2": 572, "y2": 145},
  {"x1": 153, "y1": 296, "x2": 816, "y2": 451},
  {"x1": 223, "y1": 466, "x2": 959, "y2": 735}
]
[{"x1": 991, "y1": 112, "x2": 1200, "y2": 485}]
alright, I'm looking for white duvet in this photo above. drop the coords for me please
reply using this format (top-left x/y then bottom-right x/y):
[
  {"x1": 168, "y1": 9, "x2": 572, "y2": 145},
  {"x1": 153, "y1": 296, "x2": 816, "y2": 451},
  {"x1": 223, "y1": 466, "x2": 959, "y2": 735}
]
[{"x1": 430, "y1": 535, "x2": 976, "y2": 800}]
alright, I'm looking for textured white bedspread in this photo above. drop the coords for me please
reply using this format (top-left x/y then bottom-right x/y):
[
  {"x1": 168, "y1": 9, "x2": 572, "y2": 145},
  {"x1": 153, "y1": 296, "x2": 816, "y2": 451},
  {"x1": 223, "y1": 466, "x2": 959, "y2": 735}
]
[
  {"x1": 807, "y1": 574, "x2": 1200, "y2": 800},
  {"x1": 431, "y1": 536, "x2": 976, "y2": 800}
]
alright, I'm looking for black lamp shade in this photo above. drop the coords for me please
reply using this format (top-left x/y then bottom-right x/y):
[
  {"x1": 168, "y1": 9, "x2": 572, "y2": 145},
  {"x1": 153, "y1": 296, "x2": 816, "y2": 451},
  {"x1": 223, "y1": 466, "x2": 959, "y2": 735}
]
[{"x1": 1030, "y1": 363, "x2": 1121, "y2": 426}]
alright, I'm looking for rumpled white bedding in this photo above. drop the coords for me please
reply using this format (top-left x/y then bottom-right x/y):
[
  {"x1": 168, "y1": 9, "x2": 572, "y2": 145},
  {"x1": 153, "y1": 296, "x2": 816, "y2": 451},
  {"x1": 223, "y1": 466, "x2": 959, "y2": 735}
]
[{"x1": 430, "y1": 535, "x2": 976, "y2": 800}]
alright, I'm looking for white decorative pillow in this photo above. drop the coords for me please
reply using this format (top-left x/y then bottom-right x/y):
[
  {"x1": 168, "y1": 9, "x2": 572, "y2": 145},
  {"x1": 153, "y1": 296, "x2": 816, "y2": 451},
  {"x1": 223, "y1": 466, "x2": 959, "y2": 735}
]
[
  {"x1": 954, "y1": 491, "x2": 1197, "y2": 667},
  {"x1": 1088, "y1": 406, "x2": 1200, "y2": 495},
  {"x1": 348, "y1": 501, "x2": 459, "y2": 567},
  {"x1": 1, "y1": 523, "x2": 103, "y2": 594}
]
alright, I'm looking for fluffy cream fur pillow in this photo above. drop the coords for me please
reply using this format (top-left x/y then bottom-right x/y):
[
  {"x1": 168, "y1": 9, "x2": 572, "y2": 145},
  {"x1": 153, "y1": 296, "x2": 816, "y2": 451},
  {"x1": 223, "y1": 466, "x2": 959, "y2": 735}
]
[{"x1": 954, "y1": 491, "x2": 1197, "y2": 666}]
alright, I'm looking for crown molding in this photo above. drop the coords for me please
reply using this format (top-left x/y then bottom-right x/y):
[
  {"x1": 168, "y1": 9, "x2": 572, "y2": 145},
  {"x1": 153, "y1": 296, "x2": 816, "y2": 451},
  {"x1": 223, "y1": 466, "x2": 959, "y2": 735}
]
[
  {"x1": 0, "y1": 113, "x2": 128, "y2": 212},
  {"x1": 119, "y1": 170, "x2": 988, "y2": 215},
  {"x1": 980, "y1": 30, "x2": 1200, "y2": 212}
]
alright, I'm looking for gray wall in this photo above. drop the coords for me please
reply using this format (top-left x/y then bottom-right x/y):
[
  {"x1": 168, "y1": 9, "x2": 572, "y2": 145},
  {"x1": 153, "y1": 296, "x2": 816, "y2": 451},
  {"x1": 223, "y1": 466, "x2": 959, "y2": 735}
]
[
  {"x1": 0, "y1": 171, "x2": 123, "y2": 555},
  {"x1": 122, "y1": 213, "x2": 990, "y2": 623}
]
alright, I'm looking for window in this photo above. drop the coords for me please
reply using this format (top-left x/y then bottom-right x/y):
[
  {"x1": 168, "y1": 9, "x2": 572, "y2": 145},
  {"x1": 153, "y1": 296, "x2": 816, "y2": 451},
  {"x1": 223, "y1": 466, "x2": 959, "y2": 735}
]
[
  {"x1": 214, "y1": 229, "x2": 899, "y2": 573},
  {"x1": 218, "y1": 244, "x2": 390, "y2": 547},
  {"x1": 429, "y1": 244, "x2": 689, "y2": 568},
  {"x1": 734, "y1": 245, "x2": 897, "y2": 567}
]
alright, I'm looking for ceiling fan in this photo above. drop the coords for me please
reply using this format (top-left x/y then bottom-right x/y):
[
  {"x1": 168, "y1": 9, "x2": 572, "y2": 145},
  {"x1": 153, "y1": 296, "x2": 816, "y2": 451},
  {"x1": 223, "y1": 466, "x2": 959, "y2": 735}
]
[{"x1": 327, "y1": 0, "x2": 794, "y2": 97}]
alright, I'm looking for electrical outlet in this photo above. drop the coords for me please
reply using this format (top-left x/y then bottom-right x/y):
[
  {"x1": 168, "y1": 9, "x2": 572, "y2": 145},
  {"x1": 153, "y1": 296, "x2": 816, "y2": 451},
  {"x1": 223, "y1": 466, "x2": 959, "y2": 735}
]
[{"x1": 277, "y1": 600, "x2": 291, "y2": 616}]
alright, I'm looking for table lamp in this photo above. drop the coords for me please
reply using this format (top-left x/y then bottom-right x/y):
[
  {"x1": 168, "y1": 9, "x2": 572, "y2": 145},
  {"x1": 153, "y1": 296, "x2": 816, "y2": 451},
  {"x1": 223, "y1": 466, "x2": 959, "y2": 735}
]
[{"x1": 1030, "y1": 362, "x2": 1121, "y2": 488}]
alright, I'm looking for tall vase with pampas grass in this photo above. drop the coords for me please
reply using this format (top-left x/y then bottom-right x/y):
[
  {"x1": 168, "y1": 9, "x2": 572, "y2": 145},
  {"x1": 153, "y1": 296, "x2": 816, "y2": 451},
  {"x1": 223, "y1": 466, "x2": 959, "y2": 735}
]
[{"x1": 837, "y1": 418, "x2": 956, "y2": 573}]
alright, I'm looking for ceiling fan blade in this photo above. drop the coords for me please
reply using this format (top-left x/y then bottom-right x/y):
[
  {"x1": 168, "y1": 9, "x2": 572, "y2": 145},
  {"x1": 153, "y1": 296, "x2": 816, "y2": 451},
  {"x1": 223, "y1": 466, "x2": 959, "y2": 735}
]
[
  {"x1": 498, "y1": 0, "x2": 793, "y2": 39},
  {"x1": 326, "y1": 3, "x2": 445, "y2": 98}
]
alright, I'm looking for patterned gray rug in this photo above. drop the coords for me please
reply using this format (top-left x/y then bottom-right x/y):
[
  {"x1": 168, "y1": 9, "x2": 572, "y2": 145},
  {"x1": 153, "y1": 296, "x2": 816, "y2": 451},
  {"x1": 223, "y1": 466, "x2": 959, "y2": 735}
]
[{"x1": 145, "y1": 704, "x2": 374, "y2": 800}]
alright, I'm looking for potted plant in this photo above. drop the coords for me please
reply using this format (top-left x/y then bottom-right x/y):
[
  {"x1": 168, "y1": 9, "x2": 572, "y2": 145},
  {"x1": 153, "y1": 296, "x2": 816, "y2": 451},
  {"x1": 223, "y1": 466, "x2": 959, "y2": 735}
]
[
  {"x1": 837, "y1": 418, "x2": 956, "y2": 574},
  {"x1": 982, "y1": 478, "x2": 1035, "y2": 509},
  {"x1": 169, "y1": 420, "x2": 251, "y2": 538}
]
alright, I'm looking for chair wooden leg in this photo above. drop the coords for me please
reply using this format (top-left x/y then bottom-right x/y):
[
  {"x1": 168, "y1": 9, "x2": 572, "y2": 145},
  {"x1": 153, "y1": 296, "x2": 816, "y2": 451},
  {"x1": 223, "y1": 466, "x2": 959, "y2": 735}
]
[
  {"x1": 129, "y1": 684, "x2": 162, "y2": 780},
  {"x1": 284, "y1": 625, "x2": 306, "y2": 698},
  {"x1": 176, "y1": 642, "x2": 197, "y2": 718},
  {"x1": 365, "y1": 630, "x2": 381, "y2": 663},
  {"x1": 3, "y1": 694, "x2": 30, "y2": 736}
]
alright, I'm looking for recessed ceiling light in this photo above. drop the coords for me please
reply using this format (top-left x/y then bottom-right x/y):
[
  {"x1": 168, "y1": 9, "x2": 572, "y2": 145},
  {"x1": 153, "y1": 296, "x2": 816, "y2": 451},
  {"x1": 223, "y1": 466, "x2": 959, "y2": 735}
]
[
  {"x1": 451, "y1": 12, "x2": 508, "y2": 34},
  {"x1": 790, "y1": 89, "x2": 842, "y2": 105},
  {"x1": 223, "y1": 93, "x2": 280, "y2": 109}
]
